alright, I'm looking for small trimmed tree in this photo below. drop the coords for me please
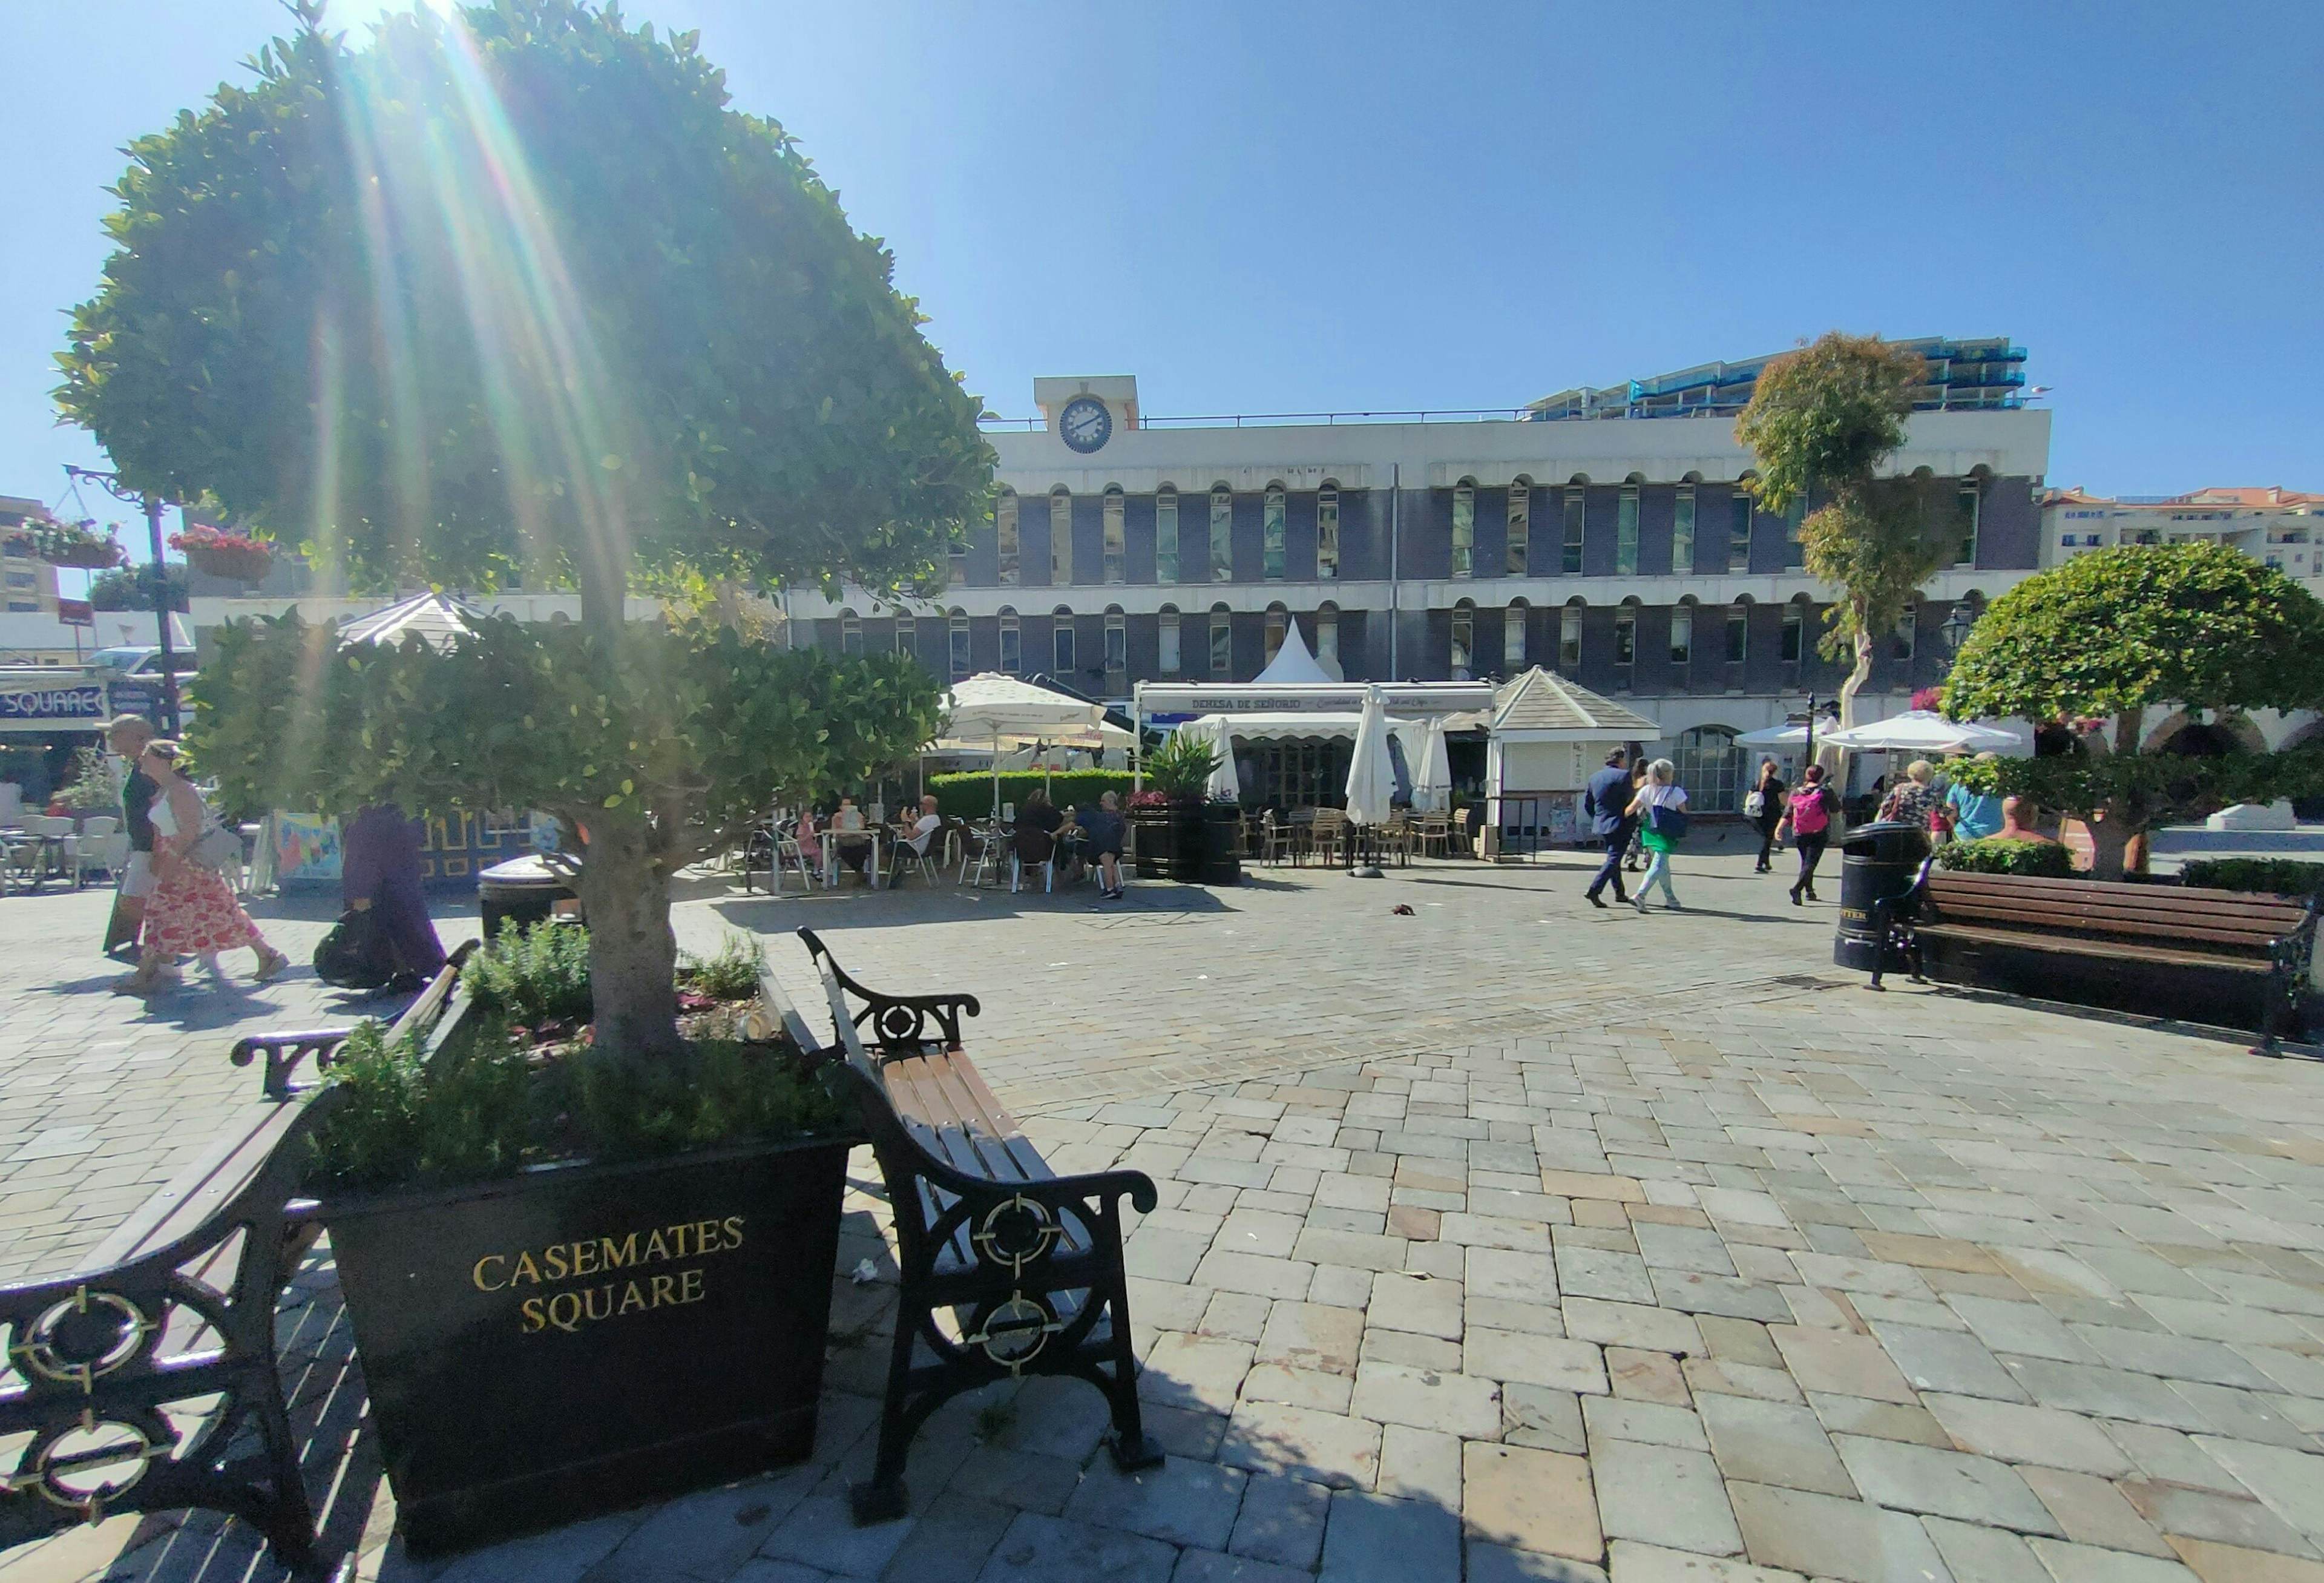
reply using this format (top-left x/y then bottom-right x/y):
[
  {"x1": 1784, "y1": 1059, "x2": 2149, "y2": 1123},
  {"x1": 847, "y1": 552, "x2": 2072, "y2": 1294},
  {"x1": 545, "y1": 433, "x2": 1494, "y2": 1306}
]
[
  {"x1": 56, "y1": 2, "x2": 991, "y2": 1059},
  {"x1": 1944, "y1": 544, "x2": 2324, "y2": 878},
  {"x1": 1736, "y1": 334, "x2": 1962, "y2": 737}
]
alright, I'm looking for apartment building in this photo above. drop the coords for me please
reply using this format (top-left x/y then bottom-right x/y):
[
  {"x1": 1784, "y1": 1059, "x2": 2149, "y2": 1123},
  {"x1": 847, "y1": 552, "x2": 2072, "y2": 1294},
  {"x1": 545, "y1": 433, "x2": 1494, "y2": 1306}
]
[{"x1": 2044, "y1": 485, "x2": 2322, "y2": 585}]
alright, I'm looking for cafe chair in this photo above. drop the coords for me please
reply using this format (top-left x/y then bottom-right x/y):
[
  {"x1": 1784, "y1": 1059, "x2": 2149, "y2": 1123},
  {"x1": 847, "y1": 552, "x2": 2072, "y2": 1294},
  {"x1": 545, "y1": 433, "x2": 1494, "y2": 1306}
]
[{"x1": 1010, "y1": 826, "x2": 1055, "y2": 894}]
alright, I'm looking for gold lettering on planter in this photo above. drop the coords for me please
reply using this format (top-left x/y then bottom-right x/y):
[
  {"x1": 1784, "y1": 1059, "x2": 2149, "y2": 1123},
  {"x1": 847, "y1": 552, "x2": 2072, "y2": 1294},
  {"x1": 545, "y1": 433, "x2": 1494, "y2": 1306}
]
[{"x1": 482, "y1": 1215, "x2": 745, "y2": 1334}]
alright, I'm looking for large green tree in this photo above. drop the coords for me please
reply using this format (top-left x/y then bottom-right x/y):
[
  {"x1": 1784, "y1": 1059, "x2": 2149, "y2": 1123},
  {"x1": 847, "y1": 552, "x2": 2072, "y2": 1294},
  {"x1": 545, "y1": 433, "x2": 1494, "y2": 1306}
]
[
  {"x1": 57, "y1": 1, "x2": 991, "y2": 1056},
  {"x1": 1736, "y1": 333, "x2": 1961, "y2": 738},
  {"x1": 1945, "y1": 543, "x2": 2324, "y2": 878}
]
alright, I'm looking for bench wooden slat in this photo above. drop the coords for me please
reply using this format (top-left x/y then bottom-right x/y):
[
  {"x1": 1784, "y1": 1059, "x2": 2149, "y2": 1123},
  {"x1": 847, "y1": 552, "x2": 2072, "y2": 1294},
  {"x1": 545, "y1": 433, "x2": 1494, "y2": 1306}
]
[
  {"x1": 1929, "y1": 872, "x2": 2309, "y2": 924},
  {"x1": 1915, "y1": 923, "x2": 2277, "y2": 973},
  {"x1": 1925, "y1": 898, "x2": 2286, "y2": 950}
]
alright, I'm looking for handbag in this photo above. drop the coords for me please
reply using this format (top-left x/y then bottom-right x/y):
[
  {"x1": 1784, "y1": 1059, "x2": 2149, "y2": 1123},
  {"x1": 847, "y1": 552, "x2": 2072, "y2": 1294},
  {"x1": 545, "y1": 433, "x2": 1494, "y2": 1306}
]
[
  {"x1": 189, "y1": 821, "x2": 245, "y2": 872},
  {"x1": 1743, "y1": 789, "x2": 1766, "y2": 819},
  {"x1": 314, "y1": 907, "x2": 395, "y2": 989},
  {"x1": 1647, "y1": 800, "x2": 1690, "y2": 841}
]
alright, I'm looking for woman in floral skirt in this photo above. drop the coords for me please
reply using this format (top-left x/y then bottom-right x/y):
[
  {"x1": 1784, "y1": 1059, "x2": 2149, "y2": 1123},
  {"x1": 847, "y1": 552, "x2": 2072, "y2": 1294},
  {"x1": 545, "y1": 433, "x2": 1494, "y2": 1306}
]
[{"x1": 113, "y1": 741, "x2": 289, "y2": 995}]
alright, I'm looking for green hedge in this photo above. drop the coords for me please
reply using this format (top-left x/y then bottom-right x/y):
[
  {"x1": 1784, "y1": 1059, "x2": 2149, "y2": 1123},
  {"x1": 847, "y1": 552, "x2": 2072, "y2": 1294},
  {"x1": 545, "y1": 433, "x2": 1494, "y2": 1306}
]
[
  {"x1": 1935, "y1": 838, "x2": 2076, "y2": 878},
  {"x1": 927, "y1": 769, "x2": 1135, "y2": 820},
  {"x1": 2179, "y1": 857, "x2": 2324, "y2": 897}
]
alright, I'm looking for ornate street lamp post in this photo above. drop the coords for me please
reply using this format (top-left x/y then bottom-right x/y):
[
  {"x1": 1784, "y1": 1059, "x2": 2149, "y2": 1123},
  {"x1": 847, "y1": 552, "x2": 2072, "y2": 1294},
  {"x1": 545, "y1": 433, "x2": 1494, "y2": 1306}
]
[{"x1": 62, "y1": 466, "x2": 179, "y2": 736}]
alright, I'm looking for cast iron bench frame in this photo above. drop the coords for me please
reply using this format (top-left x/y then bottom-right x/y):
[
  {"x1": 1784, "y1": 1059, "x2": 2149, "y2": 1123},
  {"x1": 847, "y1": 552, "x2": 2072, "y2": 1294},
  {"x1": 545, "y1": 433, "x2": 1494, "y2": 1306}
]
[
  {"x1": 0, "y1": 952, "x2": 468, "y2": 1579},
  {"x1": 792, "y1": 928, "x2": 1161, "y2": 1525},
  {"x1": 1873, "y1": 860, "x2": 2320, "y2": 1051}
]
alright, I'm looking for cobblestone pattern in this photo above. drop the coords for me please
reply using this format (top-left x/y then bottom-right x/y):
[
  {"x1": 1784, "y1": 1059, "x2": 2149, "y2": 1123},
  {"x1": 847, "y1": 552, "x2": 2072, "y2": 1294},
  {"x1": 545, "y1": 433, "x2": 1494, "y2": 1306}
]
[{"x1": 6, "y1": 850, "x2": 2324, "y2": 1583}]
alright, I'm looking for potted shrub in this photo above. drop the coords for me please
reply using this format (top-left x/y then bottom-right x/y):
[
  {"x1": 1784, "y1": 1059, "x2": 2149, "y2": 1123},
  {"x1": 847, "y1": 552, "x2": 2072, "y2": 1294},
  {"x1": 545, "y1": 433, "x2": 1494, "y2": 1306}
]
[
  {"x1": 1134, "y1": 729, "x2": 1223, "y2": 883},
  {"x1": 19, "y1": 516, "x2": 125, "y2": 570},
  {"x1": 169, "y1": 522, "x2": 274, "y2": 582},
  {"x1": 310, "y1": 929, "x2": 856, "y2": 1554}
]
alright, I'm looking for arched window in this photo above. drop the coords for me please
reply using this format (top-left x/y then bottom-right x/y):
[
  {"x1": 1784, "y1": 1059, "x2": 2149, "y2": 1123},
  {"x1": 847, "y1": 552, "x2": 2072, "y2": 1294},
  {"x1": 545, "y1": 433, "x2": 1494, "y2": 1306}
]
[
  {"x1": 999, "y1": 606, "x2": 1021, "y2": 675},
  {"x1": 1560, "y1": 598, "x2": 1584, "y2": 671},
  {"x1": 1505, "y1": 599, "x2": 1528, "y2": 671},
  {"x1": 894, "y1": 614, "x2": 916, "y2": 663},
  {"x1": 1102, "y1": 487, "x2": 1126, "y2": 584},
  {"x1": 1210, "y1": 485, "x2": 1233, "y2": 583},
  {"x1": 1103, "y1": 605, "x2": 1126, "y2": 676},
  {"x1": 1725, "y1": 599, "x2": 1750, "y2": 665},
  {"x1": 1316, "y1": 601, "x2": 1339, "y2": 668},
  {"x1": 839, "y1": 608, "x2": 862, "y2": 656},
  {"x1": 1670, "y1": 597, "x2": 1695, "y2": 667},
  {"x1": 948, "y1": 608, "x2": 970, "y2": 681},
  {"x1": 1051, "y1": 605, "x2": 1075, "y2": 674},
  {"x1": 1892, "y1": 597, "x2": 1917, "y2": 662},
  {"x1": 1614, "y1": 597, "x2": 1639, "y2": 675},
  {"x1": 1316, "y1": 482, "x2": 1341, "y2": 579},
  {"x1": 1262, "y1": 484, "x2": 1287, "y2": 581},
  {"x1": 997, "y1": 492, "x2": 1020, "y2": 586},
  {"x1": 1672, "y1": 473, "x2": 1701, "y2": 574},
  {"x1": 1728, "y1": 482, "x2": 1754, "y2": 573},
  {"x1": 1782, "y1": 594, "x2": 1810, "y2": 666},
  {"x1": 1617, "y1": 475, "x2": 1643, "y2": 576},
  {"x1": 1158, "y1": 604, "x2": 1182, "y2": 676},
  {"x1": 1264, "y1": 602, "x2": 1289, "y2": 664},
  {"x1": 1155, "y1": 487, "x2": 1181, "y2": 583},
  {"x1": 1050, "y1": 487, "x2": 1074, "y2": 585},
  {"x1": 1451, "y1": 598, "x2": 1475, "y2": 680},
  {"x1": 1673, "y1": 725, "x2": 1745, "y2": 814},
  {"x1": 1507, "y1": 478, "x2": 1531, "y2": 576},
  {"x1": 1451, "y1": 479, "x2": 1476, "y2": 579},
  {"x1": 1957, "y1": 469, "x2": 1986, "y2": 567},
  {"x1": 1209, "y1": 602, "x2": 1233, "y2": 677},
  {"x1": 1563, "y1": 475, "x2": 1589, "y2": 573}
]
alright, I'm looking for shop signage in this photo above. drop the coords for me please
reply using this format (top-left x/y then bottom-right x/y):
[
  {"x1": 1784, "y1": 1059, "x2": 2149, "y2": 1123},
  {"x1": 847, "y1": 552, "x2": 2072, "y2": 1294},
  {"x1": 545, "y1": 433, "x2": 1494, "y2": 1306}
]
[{"x1": 0, "y1": 682, "x2": 107, "y2": 725}]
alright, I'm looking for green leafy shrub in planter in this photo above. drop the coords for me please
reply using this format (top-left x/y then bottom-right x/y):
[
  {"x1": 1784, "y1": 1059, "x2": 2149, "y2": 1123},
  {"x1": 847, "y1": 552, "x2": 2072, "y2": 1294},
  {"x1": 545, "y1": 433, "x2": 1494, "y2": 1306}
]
[
  {"x1": 678, "y1": 933, "x2": 766, "y2": 1001},
  {"x1": 307, "y1": 1019, "x2": 534, "y2": 1193},
  {"x1": 928, "y1": 769, "x2": 1134, "y2": 820},
  {"x1": 2179, "y1": 858, "x2": 2324, "y2": 897},
  {"x1": 1935, "y1": 838, "x2": 2076, "y2": 878},
  {"x1": 1144, "y1": 729, "x2": 1221, "y2": 801},
  {"x1": 464, "y1": 920, "x2": 592, "y2": 1026}
]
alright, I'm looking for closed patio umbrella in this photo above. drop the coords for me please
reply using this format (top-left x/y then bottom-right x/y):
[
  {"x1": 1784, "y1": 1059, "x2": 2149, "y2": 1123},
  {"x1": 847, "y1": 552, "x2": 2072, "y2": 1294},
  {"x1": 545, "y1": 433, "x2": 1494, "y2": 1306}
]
[
  {"x1": 1345, "y1": 686, "x2": 1396, "y2": 877},
  {"x1": 1414, "y1": 717, "x2": 1452, "y2": 814}
]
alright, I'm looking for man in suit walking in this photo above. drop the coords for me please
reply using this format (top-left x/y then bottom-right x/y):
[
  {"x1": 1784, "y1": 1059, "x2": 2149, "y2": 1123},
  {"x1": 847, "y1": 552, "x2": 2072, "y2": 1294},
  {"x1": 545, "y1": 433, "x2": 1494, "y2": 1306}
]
[{"x1": 1581, "y1": 748, "x2": 1636, "y2": 908}]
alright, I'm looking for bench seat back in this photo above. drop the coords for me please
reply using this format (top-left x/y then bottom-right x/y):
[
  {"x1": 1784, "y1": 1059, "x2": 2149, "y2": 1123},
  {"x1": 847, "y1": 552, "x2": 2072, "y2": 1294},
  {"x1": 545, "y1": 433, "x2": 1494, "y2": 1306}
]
[{"x1": 1925, "y1": 871, "x2": 2311, "y2": 956}]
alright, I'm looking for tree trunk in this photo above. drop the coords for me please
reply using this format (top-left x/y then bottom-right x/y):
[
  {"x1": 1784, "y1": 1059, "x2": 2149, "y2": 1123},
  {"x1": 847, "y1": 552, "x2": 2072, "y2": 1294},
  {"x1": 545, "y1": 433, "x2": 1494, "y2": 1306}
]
[
  {"x1": 1820, "y1": 619, "x2": 1876, "y2": 779},
  {"x1": 2085, "y1": 706, "x2": 2147, "y2": 883},
  {"x1": 573, "y1": 545, "x2": 684, "y2": 1062}
]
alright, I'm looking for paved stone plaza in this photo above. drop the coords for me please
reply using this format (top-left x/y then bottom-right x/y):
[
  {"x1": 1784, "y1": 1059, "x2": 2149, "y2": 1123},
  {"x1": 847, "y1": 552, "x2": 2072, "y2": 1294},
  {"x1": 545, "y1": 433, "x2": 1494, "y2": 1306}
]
[{"x1": 5, "y1": 841, "x2": 2324, "y2": 1583}]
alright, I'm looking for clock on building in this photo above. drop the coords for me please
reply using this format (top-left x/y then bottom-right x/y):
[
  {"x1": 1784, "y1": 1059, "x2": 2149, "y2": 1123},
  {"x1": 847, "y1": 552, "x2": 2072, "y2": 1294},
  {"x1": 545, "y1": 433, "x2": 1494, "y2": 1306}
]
[{"x1": 1058, "y1": 395, "x2": 1113, "y2": 454}]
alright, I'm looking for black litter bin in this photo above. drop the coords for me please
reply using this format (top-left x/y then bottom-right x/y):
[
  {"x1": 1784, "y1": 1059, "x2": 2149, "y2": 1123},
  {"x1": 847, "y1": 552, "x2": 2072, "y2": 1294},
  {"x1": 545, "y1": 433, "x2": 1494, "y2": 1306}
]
[
  {"x1": 478, "y1": 854, "x2": 579, "y2": 940},
  {"x1": 1834, "y1": 820, "x2": 1928, "y2": 974}
]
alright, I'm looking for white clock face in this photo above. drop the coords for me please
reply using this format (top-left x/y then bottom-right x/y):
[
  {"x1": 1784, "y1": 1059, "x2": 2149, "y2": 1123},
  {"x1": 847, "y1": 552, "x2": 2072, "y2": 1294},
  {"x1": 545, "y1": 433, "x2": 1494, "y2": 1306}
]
[{"x1": 1060, "y1": 397, "x2": 1112, "y2": 453}]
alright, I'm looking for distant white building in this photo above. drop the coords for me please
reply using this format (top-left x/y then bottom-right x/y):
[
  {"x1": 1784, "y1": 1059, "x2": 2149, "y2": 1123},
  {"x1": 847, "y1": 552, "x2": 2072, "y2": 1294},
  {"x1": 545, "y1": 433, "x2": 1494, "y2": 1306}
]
[
  {"x1": 2043, "y1": 485, "x2": 2323, "y2": 586},
  {"x1": 1, "y1": 495, "x2": 63, "y2": 616}
]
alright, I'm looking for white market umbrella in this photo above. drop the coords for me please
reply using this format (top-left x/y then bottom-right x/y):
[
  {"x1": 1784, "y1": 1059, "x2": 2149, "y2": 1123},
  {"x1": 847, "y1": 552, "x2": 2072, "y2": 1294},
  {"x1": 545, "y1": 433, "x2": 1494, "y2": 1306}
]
[
  {"x1": 1414, "y1": 717, "x2": 1452, "y2": 814},
  {"x1": 1344, "y1": 687, "x2": 1397, "y2": 877},
  {"x1": 1735, "y1": 722, "x2": 1814, "y2": 748},
  {"x1": 1819, "y1": 709, "x2": 2020, "y2": 755},
  {"x1": 939, "y1": 672, "x2": 1105, "y2": 817}
]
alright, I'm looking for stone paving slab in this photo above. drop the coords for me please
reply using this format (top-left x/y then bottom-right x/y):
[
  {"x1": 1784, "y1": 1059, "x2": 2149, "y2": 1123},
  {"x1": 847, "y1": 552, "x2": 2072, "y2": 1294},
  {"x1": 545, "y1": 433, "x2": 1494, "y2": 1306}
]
[{"x1": 7, "y1": 850, "x2": 2324, "y2": 1583}]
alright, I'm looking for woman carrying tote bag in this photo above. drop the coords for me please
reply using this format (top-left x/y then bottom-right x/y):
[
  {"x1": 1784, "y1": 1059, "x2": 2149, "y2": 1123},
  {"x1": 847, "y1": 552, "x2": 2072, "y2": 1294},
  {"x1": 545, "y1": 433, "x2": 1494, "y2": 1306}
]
[
  {"x1": 113, "y1": 741, "x2": 289, "y2": 996},
  {"x1": 1624, "y1": 759, "x2": 1690, "y2": 913}
]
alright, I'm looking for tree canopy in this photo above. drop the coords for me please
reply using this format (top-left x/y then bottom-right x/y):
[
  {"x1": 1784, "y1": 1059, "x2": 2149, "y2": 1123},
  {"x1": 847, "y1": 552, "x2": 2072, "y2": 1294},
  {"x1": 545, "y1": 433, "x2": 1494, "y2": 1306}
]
[
  {"x1": 54, "y1": 0, "x2": 993, "y2": 612},
  {"x1": 1736, "y1": 333, "x2": 1956, "y2": 722},
  {"x1": 1945, "y1": 542, "x2": 2324, "y2": 724}
]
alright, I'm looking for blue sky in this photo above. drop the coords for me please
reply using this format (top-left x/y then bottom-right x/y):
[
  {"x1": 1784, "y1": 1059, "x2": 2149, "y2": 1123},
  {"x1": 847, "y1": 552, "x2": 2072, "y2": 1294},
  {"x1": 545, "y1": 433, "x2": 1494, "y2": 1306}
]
[{"x1": 4, "y1": 2, "x2": 2317, "y2": 570}]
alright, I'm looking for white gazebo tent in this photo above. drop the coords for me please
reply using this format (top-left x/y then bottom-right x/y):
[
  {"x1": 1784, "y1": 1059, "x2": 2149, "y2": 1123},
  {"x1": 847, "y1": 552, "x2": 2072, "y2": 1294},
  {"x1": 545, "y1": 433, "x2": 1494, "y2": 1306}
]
[
  {"x1": 336, "y1": 591, "x2": 490, "y2": 651},
  {"x1": 1251, "y1": 616, "x2": 1338, "y2": 686},
  {"x1": 1481, "y1": 668, "x2": 1661, "y2": 857}
]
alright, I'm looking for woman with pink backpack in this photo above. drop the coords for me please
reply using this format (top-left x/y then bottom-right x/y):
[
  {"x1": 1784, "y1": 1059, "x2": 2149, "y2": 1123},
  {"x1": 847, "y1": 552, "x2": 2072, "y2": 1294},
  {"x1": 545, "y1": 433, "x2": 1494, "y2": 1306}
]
[{"x1": 1776, "y1": 762, "x2": 1839, "y2": 905}]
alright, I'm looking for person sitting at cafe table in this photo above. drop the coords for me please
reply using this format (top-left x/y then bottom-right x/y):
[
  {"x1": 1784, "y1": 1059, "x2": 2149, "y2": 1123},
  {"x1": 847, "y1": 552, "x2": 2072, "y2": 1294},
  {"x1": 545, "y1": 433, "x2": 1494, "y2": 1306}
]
[
  {"x1": 1081, "y1": 790, "x2": 1128, "y2": 901},
  {"x1": 832, "y1": 795, "x2": 875, "y2": 880},
  {"x1": 888, "y1": 795, "x2": 944, "y2": 887}
]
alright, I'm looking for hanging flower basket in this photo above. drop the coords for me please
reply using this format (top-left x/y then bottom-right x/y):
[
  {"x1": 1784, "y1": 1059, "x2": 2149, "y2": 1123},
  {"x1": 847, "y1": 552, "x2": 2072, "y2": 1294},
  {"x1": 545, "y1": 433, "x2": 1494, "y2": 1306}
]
[
  {"x1": 171, "y1": 524, "x2": 274, "y2": 582},
  {"x1": 19, "y1": 518, "x2": 126, "y2": 570}
]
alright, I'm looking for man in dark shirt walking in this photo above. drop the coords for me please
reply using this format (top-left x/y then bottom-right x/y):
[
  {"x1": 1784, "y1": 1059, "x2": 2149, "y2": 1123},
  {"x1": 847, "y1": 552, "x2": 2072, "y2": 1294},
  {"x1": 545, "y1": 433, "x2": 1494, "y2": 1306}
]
[{"x1": 1581, "y1": 749, "x2": 1636, "y2": 908}]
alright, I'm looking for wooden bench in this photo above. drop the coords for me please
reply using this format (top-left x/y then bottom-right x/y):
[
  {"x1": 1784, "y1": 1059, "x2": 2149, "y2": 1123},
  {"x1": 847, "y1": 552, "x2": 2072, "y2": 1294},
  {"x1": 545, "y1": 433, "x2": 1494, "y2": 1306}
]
[
  {"x1": 1877, "y1": 863, "x2": 2320, "y2": 1050},
  {"x1": 0, "y1": 953, "x2": 472, "y2": 1578},
  {"x1": 793, "y1": 927, "x2": 1161, "y2": 1525}
]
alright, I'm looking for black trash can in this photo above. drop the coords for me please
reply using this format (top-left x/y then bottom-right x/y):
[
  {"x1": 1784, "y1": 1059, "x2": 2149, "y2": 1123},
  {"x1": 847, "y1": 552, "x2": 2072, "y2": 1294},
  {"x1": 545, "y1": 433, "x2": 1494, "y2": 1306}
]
[
  {"x1": 1835, "y1": 821, "x2": 1928, "y2": 974},
  {"x1": 478, "y1": 854, "x2": 579, "y2": 941}
]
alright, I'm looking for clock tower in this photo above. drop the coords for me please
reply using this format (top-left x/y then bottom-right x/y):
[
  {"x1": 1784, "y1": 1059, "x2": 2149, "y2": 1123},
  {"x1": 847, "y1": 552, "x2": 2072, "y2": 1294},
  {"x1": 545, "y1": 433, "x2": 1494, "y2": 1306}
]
[{"x1": 1032, "y1": 376, "x2": 1139, "y2": 455}]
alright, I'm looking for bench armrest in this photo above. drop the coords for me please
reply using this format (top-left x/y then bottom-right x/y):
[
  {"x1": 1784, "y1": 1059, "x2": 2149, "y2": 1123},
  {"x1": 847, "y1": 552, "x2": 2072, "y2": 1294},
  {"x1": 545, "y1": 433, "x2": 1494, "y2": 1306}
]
[
  {"x1": 800, "y1": 926, "x2": 982, "y2": 1051},
  {"x1": 231, "y1": 1028, "x2": 357, "y2": 1101}
]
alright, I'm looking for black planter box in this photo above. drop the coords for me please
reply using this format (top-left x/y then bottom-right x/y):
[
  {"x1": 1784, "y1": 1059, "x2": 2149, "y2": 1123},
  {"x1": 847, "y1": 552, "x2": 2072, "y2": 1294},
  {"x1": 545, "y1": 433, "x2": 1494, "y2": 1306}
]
[
  {"x1": 326, "y1": 1134, "x2": 849, "y2": 1555},
  {"x1": 1129, "y1": 805, "x2": 1170, "y2": 880},
  {"x1": 1200, "y1": 803, "x2": 1242, "y2": 886}
]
